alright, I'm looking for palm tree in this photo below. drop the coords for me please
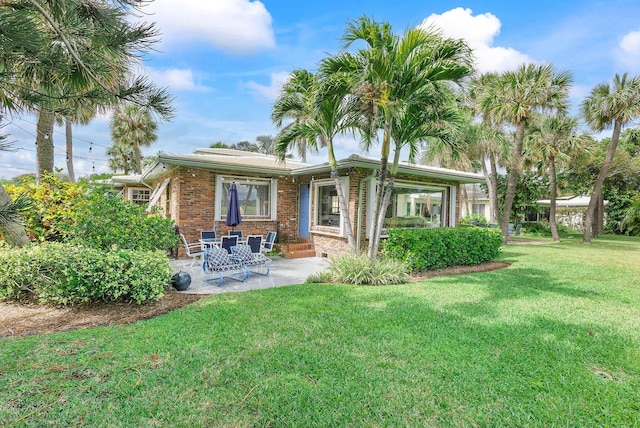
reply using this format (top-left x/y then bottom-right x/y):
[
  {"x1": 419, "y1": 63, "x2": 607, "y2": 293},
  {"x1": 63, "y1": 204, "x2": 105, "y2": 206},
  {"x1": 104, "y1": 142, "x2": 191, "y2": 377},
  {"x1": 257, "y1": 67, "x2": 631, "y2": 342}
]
[
  {"x1": 481, "y1": 64, "x2": 572, "y2": 243},
  {"x1": 273, "y1": 70, "x2": 359, "y2": 253},
  {"x1": 0, "y1": 131, "x2": 30, "y2": 247},
  {"x1": 465, "y1": 73, "x2": 511, "y2": 226},
  {"x1": 110, "y1": 104, "x2": 158, "y2": 174},
  {"x1": 1, "y1": 0, "x2": 174, "y2": 178},
  {"x1": 272, "y1": 70, "x2": 319, "y2": 162},
  {"x1": 525, "y1": 113, "x2": 583, "y2": 241},
  {"x1": 324, "y1": 16, "x2": 473, "y2": 258},
  {"x1": 107, "y1": 139, "x2": 135, "y2": 174},
  {"x1": 580, "y1": 73, "x2": 640, "y2": 243}
]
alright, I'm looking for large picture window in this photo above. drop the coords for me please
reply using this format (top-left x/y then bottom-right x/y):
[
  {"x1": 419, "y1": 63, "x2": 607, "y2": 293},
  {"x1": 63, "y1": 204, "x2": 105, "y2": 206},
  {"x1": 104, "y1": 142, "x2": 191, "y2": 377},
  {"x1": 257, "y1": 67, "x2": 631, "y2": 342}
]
[
  {"x1": 382, "y1": 185, "x2": 445, "y2": 229},
  {"x1": 216, "y1": 176, "x2": 275, "y2": 220}
]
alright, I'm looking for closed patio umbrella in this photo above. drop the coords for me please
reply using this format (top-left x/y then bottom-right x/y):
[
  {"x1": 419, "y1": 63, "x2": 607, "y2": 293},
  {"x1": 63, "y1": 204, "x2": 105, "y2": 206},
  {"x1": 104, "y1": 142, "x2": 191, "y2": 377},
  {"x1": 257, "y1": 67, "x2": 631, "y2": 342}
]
[{"x1": 226, "y1": 182, "x2": 242, "y2": 230}]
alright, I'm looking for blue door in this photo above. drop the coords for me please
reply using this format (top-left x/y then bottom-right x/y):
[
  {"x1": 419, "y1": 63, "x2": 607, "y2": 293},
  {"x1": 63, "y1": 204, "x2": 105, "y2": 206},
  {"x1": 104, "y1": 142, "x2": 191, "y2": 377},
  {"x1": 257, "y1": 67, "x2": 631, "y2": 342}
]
[{"x1": 299, "y1": 184, "x2": 310, "y2": 238}]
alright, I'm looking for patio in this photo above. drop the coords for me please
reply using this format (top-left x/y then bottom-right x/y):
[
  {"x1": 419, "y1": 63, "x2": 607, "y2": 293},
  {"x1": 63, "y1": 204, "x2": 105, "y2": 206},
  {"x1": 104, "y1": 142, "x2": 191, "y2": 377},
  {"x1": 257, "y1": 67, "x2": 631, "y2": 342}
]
[{"x1": 169, "y1": 256, "x2": 330, "y2": 294}]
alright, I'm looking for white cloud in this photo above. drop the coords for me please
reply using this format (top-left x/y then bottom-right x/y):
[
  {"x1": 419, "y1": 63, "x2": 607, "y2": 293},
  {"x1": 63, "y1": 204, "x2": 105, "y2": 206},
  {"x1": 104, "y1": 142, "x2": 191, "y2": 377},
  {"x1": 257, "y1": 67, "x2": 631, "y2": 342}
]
[
  {"x1": 244, "y1": 71, "x2": 290, "y2": 101},
  {"x1": 146, "y1": 0, "x2": 275, "y2": 54},
  {"x1": 419, "y1": 7, "x2": 532, "y2": 73},
  {"x1": 149, "y1": 68, "x2": 210, "y2": 92},
  {"x1": 617, "y1": 29, "x2": 640, "y2": 69}
]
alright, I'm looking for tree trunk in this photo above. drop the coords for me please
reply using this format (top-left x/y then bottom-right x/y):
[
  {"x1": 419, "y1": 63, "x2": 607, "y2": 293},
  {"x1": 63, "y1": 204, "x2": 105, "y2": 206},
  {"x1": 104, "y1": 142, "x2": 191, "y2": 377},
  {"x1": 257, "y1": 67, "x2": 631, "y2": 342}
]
[
  {"x1": 367, "y1": 135, "x2": 390, "y2": 259},
  {"x1": 500, "y1": 121, "x2": 526, "y2": 244},
  {"x1": 327, "y1": 141, "x2": 357, "y2": 254},
  {"x1": 36, "y1": 108, "x2": 55, "y2": 180},
  {"x1": 548, "y1": 155, "x2": 559, "y2": 242},
  {"x1": 133, "y1": 137, "x2": 142, "y2": 174},
  {"x1": 583, "y1": 120, "x2": 622, "y2": 243},
  {"x1": 0, "y1": 184, "x2": 30, "y2": 247},
  {"x1": 489, "y1": 155, "x2": 500, "y2": 225},
  {"x1": 597, "y1": 192, "x2": 605, "y2": 235},
  {"x1": 65, "y1": 118, "x2": 76, "y2": 183}
]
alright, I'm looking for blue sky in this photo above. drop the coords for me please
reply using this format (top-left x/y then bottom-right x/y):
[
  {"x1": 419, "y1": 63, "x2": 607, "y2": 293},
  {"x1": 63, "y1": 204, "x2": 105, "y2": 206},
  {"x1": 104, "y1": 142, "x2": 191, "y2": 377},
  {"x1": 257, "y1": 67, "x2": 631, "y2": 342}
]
[{"x1": 3, "y1": 0, "x2": 640, "y2": 179}]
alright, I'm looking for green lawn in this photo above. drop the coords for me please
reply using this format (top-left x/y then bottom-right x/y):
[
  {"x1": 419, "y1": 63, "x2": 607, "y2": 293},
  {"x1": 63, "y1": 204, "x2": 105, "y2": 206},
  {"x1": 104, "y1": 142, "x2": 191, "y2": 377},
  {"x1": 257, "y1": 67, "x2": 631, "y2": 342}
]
[{"x1": 2, "y1": 234, "x2": 639, "y2": 426}]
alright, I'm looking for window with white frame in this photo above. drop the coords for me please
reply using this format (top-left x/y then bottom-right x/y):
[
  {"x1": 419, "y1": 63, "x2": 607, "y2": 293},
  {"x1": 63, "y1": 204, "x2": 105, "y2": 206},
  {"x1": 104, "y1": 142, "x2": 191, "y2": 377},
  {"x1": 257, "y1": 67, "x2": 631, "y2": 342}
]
[
  {"x1": 128, "y1": 187, "x2": 151, "y2": 205},
  {"x1": 313, "y1": 178, "x2": 349, "y2": 230},
  {"x1": 472, "y1": 203, "x2": 486, "y2": 216},
  {"x1": 216, "y1": 176, "x2": 276, "y2": 220}
]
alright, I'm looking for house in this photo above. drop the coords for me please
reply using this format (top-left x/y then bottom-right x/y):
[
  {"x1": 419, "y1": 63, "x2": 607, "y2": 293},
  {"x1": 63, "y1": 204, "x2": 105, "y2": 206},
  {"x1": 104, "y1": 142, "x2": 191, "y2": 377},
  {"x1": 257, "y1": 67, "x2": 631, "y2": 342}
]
[
  {"x1": 459, "y1": 184, "x2": 495, "y2": 222},
  {"x1": 112, "y1": 148, "x2": 484, "y2": 258},
  {"x1": 534, "y1": 195, "x2": 607, "y2": 231}
]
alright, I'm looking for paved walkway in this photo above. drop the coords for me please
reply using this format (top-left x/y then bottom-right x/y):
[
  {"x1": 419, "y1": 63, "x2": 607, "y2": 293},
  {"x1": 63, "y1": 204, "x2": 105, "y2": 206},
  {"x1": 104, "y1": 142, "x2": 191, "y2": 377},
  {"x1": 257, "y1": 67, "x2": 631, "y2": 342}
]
[{"x1": 169, "y1": 256, "x2": 330, "y2": 294}]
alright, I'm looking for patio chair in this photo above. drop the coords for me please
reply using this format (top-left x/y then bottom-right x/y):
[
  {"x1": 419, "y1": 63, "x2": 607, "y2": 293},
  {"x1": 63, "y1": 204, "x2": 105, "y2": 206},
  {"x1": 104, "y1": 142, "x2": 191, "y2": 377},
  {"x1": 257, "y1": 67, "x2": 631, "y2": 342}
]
[
  {"x1": 220, "y1": 235, "x2": 238, "y2": 254},
  {"x1": 231, "y1": 244, "x2": 270, "y2": 277},
  {"x1": 200, "y1": 230, "x2": 217, "y2": 250},
  {"x1": 179, "y1": 233, "x2": 204, "y2": 267},
  {"x1": 245, "y1": 235, "x2": 263, "y2": 254},
  {"x1": 228, "y1": 230, "x2": 243, "y2": 241},
  {"x1": 202, "y1": 247, "x2": 248, "y2": 286},
  {"x1": 261, "y1": 231, "x2": 277, "y2": 253}
]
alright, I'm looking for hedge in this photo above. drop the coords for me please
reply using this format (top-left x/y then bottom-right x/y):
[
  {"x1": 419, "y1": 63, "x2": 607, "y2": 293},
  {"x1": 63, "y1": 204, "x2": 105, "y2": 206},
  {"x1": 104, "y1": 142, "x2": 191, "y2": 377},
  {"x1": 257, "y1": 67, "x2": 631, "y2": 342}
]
[
  {"x1": 0, "y1": 242, "x2": 173, "y2": 305},
  {"x1": 382, "y1": 227, "x2": 503, "y2": 272}
]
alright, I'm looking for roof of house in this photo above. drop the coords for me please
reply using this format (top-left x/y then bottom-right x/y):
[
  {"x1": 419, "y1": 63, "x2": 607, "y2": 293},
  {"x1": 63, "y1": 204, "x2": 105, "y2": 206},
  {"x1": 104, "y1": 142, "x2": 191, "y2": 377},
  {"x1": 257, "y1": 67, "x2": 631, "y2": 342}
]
[
  {"x1": 111, "y1": 149, "x2": 483, "y2": 185},
  {"x1": 536, "y1": 195, "x2": 607, "y2": 207}
]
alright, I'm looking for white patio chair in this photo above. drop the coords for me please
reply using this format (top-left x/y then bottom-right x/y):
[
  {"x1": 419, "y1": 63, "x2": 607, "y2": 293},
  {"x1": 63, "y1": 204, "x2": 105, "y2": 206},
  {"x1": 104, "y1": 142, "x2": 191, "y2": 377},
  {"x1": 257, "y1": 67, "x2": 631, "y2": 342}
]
[
  {"x1": 261, "y1": 231, "x2": 277, "y2": 253},
  {"x1": 220, "y1": 235, "x2": 238, "y2": 254},
  {"x1": 179, "y1": 233, "x2": 204, "y2": 267},
  {"x1": 246, "y1": 235, "x2": 263, "y2": 254}
]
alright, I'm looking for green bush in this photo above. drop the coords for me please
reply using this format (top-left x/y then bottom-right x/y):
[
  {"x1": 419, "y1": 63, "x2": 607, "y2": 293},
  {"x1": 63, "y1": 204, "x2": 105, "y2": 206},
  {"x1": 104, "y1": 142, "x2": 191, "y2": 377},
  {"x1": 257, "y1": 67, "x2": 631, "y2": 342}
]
[
  {"x1": 5, "y1": 174, "x2": 87, "y2": 242},
  {"x1": 0, "y1": 242, "x2": 172, "y2": 304},
  {"x1": 382, "y1": 227, "x2": 502, "y2": 272},
  {"x1": 70, "y1": 190, "x2": 179, "y2": 251},
  {"x1": 326, "y1": 253, "x2": 408, "y2": 286}
]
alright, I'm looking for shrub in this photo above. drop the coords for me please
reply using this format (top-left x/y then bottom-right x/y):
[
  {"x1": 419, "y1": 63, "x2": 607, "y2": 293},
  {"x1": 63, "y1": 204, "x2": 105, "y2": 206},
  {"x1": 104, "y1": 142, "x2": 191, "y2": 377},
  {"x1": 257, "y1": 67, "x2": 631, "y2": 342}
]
[
  {"x1": 0, "y1": 242, "x2": 172, "y2": 304},
  {"x1": 382, "y1": 227, "x2": 502, "y2": 272},
  {"x1": 326, "y1": 253, "x2": 408, "y2": 286},
  {"x1": 5, "y1": 174, "x2": 87, "y2": 242},
  {"x1": 70, "y1": 190, "x2": 179, "y2": 251}
]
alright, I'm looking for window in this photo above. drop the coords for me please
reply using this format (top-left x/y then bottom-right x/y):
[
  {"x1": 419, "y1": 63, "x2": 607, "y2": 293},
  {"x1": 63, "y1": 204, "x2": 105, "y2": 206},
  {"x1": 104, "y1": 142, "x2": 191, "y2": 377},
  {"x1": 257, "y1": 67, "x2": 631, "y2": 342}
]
[
  {"x1": 472, "y1": 203, "x2": 485, "y2": 216},
  {"x1": 128, "y1": 187, "x2": 150, "y2": 205},
  {"x1": 318, "y1": 184, "x2": 340, "y2": 226},
  {"x1": 312, "y1": 178, "x2": 348, "y2": 232},
  {"x1": 380, "y1": 184, "x2": 446, "y2": 229},
  {"x1": 216, "y1": 176, "x2": 275, "y2": 220}
]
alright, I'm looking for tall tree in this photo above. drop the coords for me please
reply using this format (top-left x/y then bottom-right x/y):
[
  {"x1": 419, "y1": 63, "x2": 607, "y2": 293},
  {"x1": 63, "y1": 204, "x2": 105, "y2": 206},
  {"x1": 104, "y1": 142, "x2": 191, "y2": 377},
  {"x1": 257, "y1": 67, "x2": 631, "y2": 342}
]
[
  {"x1": 525, "y1": 113, "x2": 583, "y2": 241},
  {"x1": 272, "y1": 70, "x2": 318, "y2": 162},
  {"x1": 324, "y1": 16, "x2": 473, "y2": 259},
  {"x1": 0, "y1": 0, "x2": 174, "y2": 178},
  {"x1": 480, "y1": 64, "x2": 572, "y2": 243},
  {"x1": 580, "y1": 73, "x2": 640, "y2": 243},
  {"x1": 110, "y1": 104, "x2": 158, "y2": 174},
  {"x1": 273, "y1": 70, "x2": 359, "y2": 253},
  {"x1": 256, "y1": 135, "x2": 275, "y2": 155}
]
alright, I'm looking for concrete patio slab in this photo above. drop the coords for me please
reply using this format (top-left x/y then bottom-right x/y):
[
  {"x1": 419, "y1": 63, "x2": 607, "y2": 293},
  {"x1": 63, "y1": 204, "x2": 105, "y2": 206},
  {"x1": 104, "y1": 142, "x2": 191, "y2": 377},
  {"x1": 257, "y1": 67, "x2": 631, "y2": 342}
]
[{"x1": 169, "y1": 256, "x2": 330, "y2": 294}]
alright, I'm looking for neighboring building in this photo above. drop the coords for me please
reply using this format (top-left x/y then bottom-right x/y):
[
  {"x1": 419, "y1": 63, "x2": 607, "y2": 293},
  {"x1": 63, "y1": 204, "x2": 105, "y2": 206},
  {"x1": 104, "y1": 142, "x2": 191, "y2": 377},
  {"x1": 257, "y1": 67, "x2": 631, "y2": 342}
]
[
  {"x1": 112, "y1": 148, "x2": 484, "y2": 258},
  {"x1": 534, "y1": 195, "x2": 607, "y2": 231},
  {"x1": 459, "y1": 184, "x2": 494, "y2": 222}
]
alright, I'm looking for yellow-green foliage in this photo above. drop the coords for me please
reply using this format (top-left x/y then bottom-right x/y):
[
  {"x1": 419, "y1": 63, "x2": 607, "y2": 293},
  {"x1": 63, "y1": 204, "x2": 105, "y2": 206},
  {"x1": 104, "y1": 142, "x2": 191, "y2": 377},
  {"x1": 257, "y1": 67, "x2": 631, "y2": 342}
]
[{"x1": 5, "y1": 174, "x2": 87, "y2": 242}]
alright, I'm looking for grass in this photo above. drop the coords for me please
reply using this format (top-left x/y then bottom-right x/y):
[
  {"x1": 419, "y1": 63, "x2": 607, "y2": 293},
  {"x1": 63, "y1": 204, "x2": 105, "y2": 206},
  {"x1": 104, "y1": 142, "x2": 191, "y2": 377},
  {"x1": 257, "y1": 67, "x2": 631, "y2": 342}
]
[{"x1": 1, "y1": 234, "x2": 639, "y2": 426}]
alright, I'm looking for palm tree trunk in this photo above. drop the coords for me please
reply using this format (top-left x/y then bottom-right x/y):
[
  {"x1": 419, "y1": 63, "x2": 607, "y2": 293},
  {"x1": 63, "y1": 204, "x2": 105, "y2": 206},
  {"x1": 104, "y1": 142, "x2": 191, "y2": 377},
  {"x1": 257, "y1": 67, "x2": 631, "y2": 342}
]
[
  {"x1": 598, "y1": 192, "x2": 605, "y2": 235},
  {"x1": 583, "y1": 120, "x2": 621, "y2": 243},
  {"x1": 489, "y1": 155, "x2": 500, "y2": 225},
  {"x1": 368, "y1": 125, "x2": 391, "y2": 259},
  {"x1": 0, "y1": 184, "x2": 30, "y2": 247},
  {"x1": 548, "y1": 155, "x2": 559, "y2": 242},
  {"x1": 501, "y1": 121, "x2": 526, "y2": 244},
  {"x1": 134, "y1": 136, "x2": 142, "y2": 174},
  {"x1": 65, "y1": 118, "x2": 76, "y2": 183},
  {"x1": 372, "y1": 147, "x2": 402, "y2": 260},
  {"x1": 328, "y1": 142, "x2": 356, "y2": 254},
  {"x1": 36, "y1": 108, "x2": 55, "y2": 180}
]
